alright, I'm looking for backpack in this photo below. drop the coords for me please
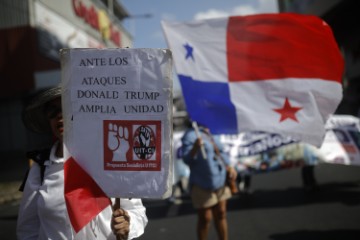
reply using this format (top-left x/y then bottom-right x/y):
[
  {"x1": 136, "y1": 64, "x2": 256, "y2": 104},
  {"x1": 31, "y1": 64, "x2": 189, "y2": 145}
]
[{"x1": 19, "y1": 148, "x2": 51, "y2": 192}]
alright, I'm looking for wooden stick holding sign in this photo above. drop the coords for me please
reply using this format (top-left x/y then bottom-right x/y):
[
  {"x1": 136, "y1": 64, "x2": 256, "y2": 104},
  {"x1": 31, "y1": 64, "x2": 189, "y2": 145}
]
[{"x1": 192, "y1": 121, "x2": 207, "y2": 159}]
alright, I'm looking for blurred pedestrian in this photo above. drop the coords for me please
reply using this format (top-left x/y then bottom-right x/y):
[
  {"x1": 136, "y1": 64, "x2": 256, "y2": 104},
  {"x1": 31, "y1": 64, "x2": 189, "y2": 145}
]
[
  {"x1": 181, "y1": 121, "x2": 237, "y2": 240},
  {"x1": 17, "y1": 87, "x2": 148, "y2": 239},
  {"x1": 169, "y1": 133, "x2": 190, "y2": 203},
  {"x1": 301, "y1": 144, "x2": 319, "y2": 192},
  {"x1": 236, "y1": 169, "x2": 252, "y2": 194}
]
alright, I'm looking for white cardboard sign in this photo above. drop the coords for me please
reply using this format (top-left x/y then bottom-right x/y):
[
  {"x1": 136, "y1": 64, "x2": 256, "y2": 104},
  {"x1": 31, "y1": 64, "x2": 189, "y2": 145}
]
[{"x1": 60, "y1": 48, "x2": 173, "y2": 198}]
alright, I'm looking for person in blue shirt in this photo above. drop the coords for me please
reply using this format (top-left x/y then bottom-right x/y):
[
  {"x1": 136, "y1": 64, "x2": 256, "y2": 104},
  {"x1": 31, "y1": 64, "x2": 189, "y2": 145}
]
[{"x1": 181, "y1": 122, "x2": 237, "y2": 240}]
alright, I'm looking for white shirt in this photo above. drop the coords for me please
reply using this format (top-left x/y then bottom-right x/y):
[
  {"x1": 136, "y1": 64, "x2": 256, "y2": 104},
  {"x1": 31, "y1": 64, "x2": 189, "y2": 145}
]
[{"x1": 17, "y1": 142, "x2": 148, "y2": 240}]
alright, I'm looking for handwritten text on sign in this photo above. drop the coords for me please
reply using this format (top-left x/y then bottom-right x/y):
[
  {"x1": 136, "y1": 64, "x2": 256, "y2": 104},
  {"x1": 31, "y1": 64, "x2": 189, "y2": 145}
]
[{"x1": 71, "y1": 56, "x2": 165, "y2": 115}]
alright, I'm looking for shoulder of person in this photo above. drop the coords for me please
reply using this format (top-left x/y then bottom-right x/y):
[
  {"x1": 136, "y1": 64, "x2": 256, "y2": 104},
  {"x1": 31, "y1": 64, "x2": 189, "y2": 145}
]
[{"x1": 182, "y1": 128, "x2": 196, "y2": 138}]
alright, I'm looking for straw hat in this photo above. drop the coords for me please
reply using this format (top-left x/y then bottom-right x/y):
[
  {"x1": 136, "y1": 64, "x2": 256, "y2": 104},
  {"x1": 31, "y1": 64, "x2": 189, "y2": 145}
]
[{"x1": 23, "y1": 87, "x2": 62, "y2": 133}]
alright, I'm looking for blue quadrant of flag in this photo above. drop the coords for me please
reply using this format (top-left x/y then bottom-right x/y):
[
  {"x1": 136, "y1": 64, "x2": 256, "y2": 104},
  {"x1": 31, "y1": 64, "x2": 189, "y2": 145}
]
[{"x1": 178, "y1": 74, "x2": 238, "y2": 134}]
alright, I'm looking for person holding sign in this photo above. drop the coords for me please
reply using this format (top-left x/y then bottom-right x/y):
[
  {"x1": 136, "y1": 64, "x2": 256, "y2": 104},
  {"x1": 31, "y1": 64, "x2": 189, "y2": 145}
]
[
  {"x1": 181, "y1": 121, "x2": 237, "y2": 240},
  {"x1": 17, "y1": 87, "x2": 148, "y2": 240}
]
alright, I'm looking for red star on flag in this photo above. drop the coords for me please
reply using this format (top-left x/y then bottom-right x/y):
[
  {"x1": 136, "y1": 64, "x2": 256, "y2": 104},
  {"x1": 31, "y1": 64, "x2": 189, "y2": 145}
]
[{"x1": 273, "y1": 97, "x2": 303, "y2": 122}]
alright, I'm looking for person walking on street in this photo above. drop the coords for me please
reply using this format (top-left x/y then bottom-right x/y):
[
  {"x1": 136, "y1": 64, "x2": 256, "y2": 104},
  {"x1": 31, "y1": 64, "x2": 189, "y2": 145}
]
[{"x1": 182, "y1": 122, "x2": 237, "y2": 240}]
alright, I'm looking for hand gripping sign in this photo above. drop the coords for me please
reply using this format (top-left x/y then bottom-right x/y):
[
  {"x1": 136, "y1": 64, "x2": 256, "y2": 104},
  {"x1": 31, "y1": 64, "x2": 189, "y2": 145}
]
[{"x1": 60, "y1": 48, "x2": 173, "y2": 198}]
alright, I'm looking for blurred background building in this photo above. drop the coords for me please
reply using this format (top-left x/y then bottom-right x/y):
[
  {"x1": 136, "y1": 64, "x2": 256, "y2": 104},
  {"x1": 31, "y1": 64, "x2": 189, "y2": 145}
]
[
  {"x1": 278, "y1": 0, "x2": 360, "y2": 117},
  {"x1": 0, "y1": 0, "x2": 132, "y2": 158}
]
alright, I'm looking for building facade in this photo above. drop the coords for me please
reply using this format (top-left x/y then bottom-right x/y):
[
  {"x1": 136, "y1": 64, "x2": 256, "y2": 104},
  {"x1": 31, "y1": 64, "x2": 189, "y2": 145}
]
[
  {"x1": 0, "y1": 0, "x2": 132, "y2": 155},
  {"x1": 278, "y1": 0, "x2": 360, "y2": 117}
]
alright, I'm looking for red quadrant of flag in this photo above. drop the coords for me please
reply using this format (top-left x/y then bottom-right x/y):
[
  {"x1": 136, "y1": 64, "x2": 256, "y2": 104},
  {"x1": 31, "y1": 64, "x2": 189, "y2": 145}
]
[
  {"x1": 64, "y1": 157, "x2": 111, "y2": 233},
  {"x1": 226, "y1": 14, "x2": 344, "y2": 82}
]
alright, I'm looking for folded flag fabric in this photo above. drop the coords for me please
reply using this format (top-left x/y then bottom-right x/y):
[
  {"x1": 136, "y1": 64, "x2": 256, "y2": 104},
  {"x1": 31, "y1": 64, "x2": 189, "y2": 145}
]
[
  {"x1": 64, "y1": 157, "x2": 113, "y2": 238},
  {"x1": 162, "y1": 13, "x2": 344, "y2": 146}
]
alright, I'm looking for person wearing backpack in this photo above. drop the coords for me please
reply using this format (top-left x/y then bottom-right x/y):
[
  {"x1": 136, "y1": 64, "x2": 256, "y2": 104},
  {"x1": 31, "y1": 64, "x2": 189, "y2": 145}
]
[{"x1": 17, "y1": 87, "x2": 148, "y2": 240}]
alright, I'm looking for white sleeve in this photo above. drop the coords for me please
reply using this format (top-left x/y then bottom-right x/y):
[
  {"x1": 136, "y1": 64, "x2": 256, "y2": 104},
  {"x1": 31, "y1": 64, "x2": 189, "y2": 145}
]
[
  {"x1": 16, "y1": 163, "x2": 42, "y2": 240},
  {"x1": 119, "y1": 198, "x2": 148, "y2": 239}
]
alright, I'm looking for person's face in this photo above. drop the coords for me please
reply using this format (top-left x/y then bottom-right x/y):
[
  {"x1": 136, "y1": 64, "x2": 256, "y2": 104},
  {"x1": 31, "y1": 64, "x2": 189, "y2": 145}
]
[{"x1": 44, "y1": 97, "x2": 63, "y2": 141}]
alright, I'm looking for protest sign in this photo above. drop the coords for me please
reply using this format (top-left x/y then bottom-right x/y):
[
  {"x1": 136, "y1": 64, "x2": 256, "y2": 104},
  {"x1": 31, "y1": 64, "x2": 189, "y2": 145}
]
[
  {"x1": 60, "y1": 48, "x2": 173, "y2": 198},
  {"x1": 219, "y1": 132, "x2": 297, "y2": 158},
  {"x1": 174, "y1": 130, "x2": 315, "y2": 174},
  {"x1": 218, "y1": 132, "x2": 304, "y2": 172}
]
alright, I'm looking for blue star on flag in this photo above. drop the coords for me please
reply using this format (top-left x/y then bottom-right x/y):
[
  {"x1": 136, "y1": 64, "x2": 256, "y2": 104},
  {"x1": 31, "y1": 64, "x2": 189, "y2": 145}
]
[{"x1": 183, "y1": 43, "x2": 194, "y2": 61}]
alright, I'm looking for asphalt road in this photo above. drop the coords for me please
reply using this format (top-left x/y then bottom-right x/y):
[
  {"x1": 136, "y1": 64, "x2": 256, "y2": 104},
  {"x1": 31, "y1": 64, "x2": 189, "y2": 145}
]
[{"x1": 1, "y1": 163, "x2": 360, "y2": 240}]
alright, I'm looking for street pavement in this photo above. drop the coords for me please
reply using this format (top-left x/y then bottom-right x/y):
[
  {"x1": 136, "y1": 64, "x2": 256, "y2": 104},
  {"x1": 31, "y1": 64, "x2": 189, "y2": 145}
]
[{"x1": 1, "y1": 163, "x2": 360, "y2": 239}]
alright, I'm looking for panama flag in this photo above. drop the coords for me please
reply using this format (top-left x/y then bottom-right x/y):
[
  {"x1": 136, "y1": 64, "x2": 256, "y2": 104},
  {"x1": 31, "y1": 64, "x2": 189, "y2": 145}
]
[{"x1": 162, "y1": 13, "x2": 344, "y2": 146}]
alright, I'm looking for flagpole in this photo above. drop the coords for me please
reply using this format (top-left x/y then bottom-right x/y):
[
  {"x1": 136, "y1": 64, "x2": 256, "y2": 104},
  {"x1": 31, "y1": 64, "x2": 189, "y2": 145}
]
[
  {"x1": 192, "y1": 121, "x2": 207, "y2": 159},
  {"x1": 114, "y1": 198, "x2": 120, "y2": 210}
]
